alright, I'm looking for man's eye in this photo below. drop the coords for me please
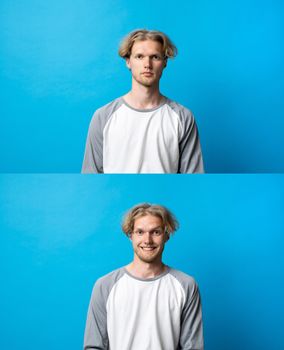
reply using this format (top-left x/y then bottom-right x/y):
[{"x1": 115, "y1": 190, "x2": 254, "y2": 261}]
[
  {"x1": 152, "y1": 55, "x2": 160, "y2": 61},
  {"x1": 136, "y1": 55, "x2": 143, "y2": 59},
  {"x1": 153, "y1": 230, "x2": 161, "y2": 235}
]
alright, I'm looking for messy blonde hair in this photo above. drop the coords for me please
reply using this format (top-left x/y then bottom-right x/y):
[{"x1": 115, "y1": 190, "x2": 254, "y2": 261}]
[
  {"x1": 122, "y1": 203, "x2": 179, "y2": 237},
  {"x1": 118, "y1": 29, "x2": 177, "y2": 59}
]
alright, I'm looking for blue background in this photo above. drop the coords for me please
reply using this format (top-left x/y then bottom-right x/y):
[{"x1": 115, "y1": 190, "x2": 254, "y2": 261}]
[
  {"x1": 0, "y1": 174, "x2": 283, "y2": 349},
  {"x1": 1, "y1": 0, "x2": 284, "y2": 172}
]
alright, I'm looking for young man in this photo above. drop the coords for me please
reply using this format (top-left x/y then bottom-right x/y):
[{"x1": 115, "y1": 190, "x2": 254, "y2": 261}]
[
  {"x1": 84, "y1": 203, "x2": 204, "y2": 350},
  {"x1": 82, "y1": 29, "x2": 204, "y2": 173}
]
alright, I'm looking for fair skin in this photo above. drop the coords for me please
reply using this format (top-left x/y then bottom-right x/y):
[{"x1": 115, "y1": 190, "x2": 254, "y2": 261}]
[
  {"x1": 126, "y1": 214, "x2": 169, "y2": 279},
  {"x1": 123, "y1": 40, "x2": 167, "y2": 110}
]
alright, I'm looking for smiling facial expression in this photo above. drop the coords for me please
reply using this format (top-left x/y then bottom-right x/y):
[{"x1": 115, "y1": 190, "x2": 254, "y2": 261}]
[
  {"x1": 126, "y1": 40, "x2": 167, "y2": 88},
  {"x1": 130, "y1": 214, "x2": 168, "y2": 264}
]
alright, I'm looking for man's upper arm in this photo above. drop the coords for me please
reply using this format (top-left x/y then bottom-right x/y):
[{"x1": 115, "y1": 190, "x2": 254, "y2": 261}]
[
  {"x1": 84, "y1": 280, "x2": 109, "y2": 350},
  {"x1": 82, "y1": 111, "x2": 104, "y2": 173},
  {"x1": 178, "y1": 109, "x2": 204, "y2": 174},
  {"x1": 179, "y1": 280, "x2": 204, "y2": 350}
]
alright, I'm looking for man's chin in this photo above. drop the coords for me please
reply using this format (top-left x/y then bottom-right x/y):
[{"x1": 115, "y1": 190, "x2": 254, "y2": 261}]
[
  {"x1": 139, "y1": 257, "x2": 157, "y2": 263},
  {"x1": 136, "y1": 252, "x2": 159, "y2": 264},
  {"x1": 134, "y1": 76, "x2": 157, "y2": 88},
  {"x1": 140, "y1": 81, "x2": 154, "y2": 88}
]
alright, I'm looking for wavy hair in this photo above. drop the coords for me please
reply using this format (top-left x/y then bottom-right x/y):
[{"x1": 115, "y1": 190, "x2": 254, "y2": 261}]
[
  {"x1": 122, "y1": 203, "x2": 179, "y2": 238},
  {"x1": 118, "y1": 29, "x2": 177, "y2": 59}
]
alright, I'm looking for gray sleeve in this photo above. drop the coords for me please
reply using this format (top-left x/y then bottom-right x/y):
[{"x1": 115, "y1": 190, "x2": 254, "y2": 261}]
[
  {"x1": 83, "y1": 268, "x2": 125, "y2": 350},
  {"x1": 178, "y1": 108, "x2": 204, "y2": 174},
  {"x1": 179, "y1": 280, "x2": 204, "y2": 350},
  {"x1": 81, "y1": 99, "x2": 123, "y2": 173},
  {"x1": 82, "y1": 110, "x2": 104, "y2": 174},
  {"x1": 83, "y1": 280, "x2": 109, "y2": 350}
]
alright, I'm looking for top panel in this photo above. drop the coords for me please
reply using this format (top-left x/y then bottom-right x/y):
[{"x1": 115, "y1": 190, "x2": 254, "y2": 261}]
[{"x1": 1, "y1": 0, "x2": 283, "y2": 172}]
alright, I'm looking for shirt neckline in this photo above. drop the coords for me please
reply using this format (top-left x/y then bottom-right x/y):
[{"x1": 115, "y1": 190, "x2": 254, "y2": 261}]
[
  {"x1": 121, "y1": 96, "x2": 167, "y2": 113},
  {"x1": 123, "y1": 265, "x2": 170, "y2": 282}
]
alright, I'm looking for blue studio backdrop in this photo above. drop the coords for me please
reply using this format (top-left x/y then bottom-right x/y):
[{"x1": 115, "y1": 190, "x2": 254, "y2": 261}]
[
  {"x1": 0, "y1": 175, "x2": 284, "y2": 349},
  {"x1": 1, "y1": 0, "x2": 284, "y2": 172}
]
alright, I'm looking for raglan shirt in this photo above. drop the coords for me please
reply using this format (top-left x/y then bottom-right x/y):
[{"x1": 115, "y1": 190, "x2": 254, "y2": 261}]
[
  {"x1": 84, "y1": 267, "x2": 204, "y2": 350},
  {"x1": 82, "y1": 97, "x2": 204, "y2": 174}
]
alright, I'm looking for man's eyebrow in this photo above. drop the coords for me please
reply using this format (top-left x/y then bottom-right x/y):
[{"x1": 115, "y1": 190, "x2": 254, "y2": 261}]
[
  {"x1": 132, "y1": 50, "x2": 162, "y2": 55},
  {"x1": 134, "y1": 225, "x2": 163, "y2": 230}
]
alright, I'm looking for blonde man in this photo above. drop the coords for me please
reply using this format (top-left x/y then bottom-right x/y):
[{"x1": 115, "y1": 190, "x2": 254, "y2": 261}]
[
  {"x1": 84, "y1": 203, "x2": 204, "y2": 350},
  {"x1": 82, "y1": 29, "x2": 204, "y2": 173}
]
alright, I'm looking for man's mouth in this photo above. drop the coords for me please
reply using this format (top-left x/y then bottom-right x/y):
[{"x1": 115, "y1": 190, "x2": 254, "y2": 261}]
[
  {"x1": 142, "y1": 72, "x2": 153, "y2": 76},
  {"x1": 141, "y1": 247, "x2": 156, "y2": 251}
]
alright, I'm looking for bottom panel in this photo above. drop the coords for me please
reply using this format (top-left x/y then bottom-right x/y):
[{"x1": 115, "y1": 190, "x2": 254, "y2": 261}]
[{"x1": 0, "y1": 175, "x2": 283, "y2": 350}]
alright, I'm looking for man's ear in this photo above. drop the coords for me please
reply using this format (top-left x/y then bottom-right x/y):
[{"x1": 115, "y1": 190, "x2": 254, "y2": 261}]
[
  {"x1": 164, "y1": 232, "x2": 170, "y2": 242},
  {"x1": 126, "y1": 58, "x2": 131, "y2": 70}
]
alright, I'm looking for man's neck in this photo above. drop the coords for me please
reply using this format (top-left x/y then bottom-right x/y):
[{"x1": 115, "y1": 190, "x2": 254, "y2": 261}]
[
  {"x1": 126, "y1": 259, "x2": 167, "y2": 279},
  {"x1": 123, "y1": 84, "x2": 164, "y2": 110}
]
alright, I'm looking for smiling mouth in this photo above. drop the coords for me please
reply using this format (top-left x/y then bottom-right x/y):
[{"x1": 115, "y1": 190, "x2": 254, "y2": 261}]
[{"x1": 141, "y1": 247, "x2": 156, "y2": 251}]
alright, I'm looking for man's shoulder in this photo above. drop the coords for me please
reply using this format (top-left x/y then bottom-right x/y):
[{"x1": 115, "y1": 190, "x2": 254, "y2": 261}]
[
  {"x1": 88, "y1": 97, "x2": 124, "y2": 130},
  {"x1": 168, "y1": 267, "x2": 199, "y2": 293},
  {"x1": 95, "y1": 97, "x2": 124, "y2": 117},
  {"x1": 89, "y1": 268, "x2": 125, "y2": 305},
  {"x1": 165, "y1": 98, "x2": 194, "y2": 121},
  {"x1": 95, "y1": 267, "x2": 125, "y2": 290}
]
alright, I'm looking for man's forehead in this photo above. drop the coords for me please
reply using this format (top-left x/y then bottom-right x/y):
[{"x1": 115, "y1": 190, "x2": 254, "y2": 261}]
[
  {"x1": 133, "y1": 214, "x2": 163, "y2": 227},
  {"x1": 131, "y1": 39, "x2": 163, "y2": 53}
]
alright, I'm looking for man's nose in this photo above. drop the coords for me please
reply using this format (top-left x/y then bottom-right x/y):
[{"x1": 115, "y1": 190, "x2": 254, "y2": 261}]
[
  {"x1": 144, "y1": 232, "x2": 153, "y2": 243},
  {"x1": 144, "y1": 56, "x2": 152, "y2": 68}
]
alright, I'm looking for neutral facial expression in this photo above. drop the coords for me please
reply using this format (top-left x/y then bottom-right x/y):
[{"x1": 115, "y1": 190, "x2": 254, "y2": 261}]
[
  {"x1": 130, "y1": 214, "x2": 168, "y2": 264},
  {"x1": 126, "y1": 40, "x2": 167, "y2": 88}
]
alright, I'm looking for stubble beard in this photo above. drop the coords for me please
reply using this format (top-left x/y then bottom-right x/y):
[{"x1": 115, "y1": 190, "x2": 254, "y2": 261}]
[
  {"x1": 135, "y1": 245, "x2": 164, "y2": 264},
  {"x1": 133, "y1": 71, "x2": 162, "y2": 89}
]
